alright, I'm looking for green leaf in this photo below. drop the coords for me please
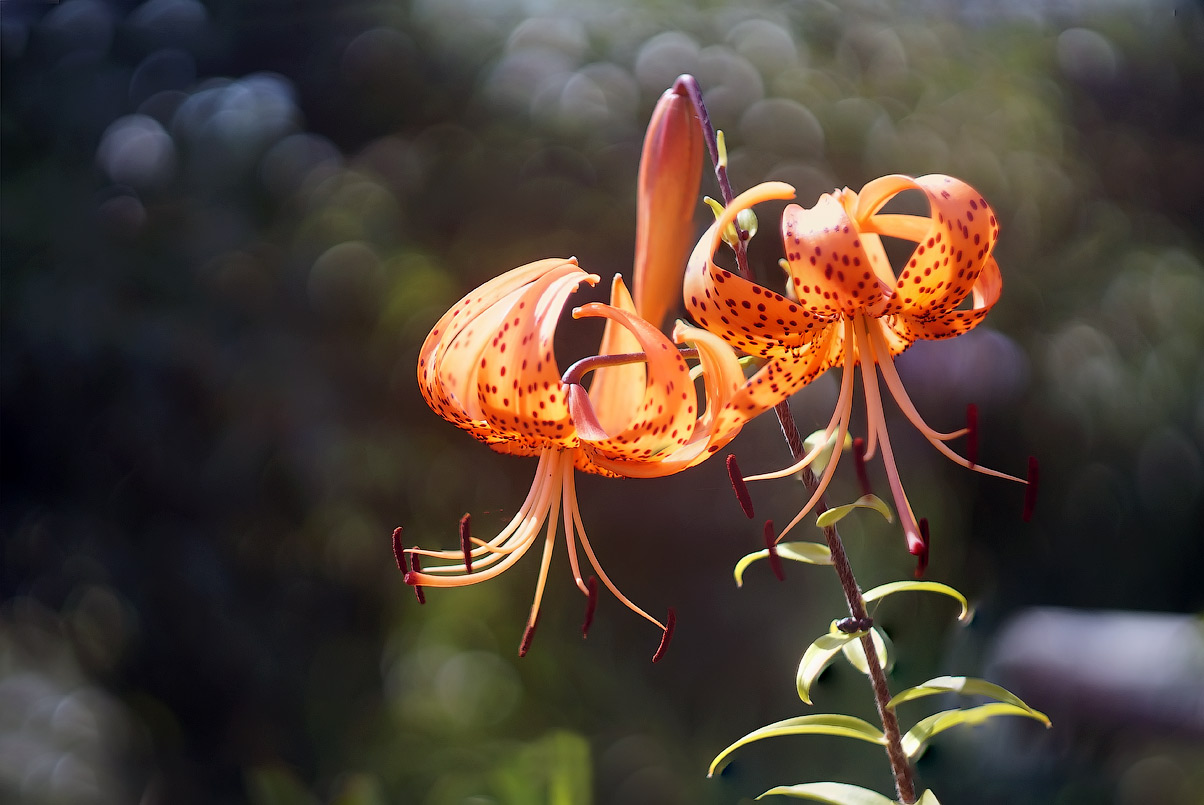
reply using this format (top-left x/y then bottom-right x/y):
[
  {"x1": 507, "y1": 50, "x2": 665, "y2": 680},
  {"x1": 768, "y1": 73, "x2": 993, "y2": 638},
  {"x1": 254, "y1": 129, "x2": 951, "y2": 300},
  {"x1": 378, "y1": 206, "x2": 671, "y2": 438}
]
[
  {"x1": 916, "y1": 791, "x2": 942, "y2": 805},
  {"x1": 756, "y1": 781, "x2": 897, "y2": 803},
  {"x1": 796, "y1": 632, "x2": 857, "y2": 704},
  {"x1": 802, "y1": 429, "x2": 851, "y2": 476},
  {"x1": 887, "y1": 676, "x2": 1047, "y2": 722},
  {"x1": 734, "y1": 542, "x2": 832, "y2": 587},
  {"x1": 902, "y1": 703, "x2": 1052, "y2": 760},
  {"x1": 815, "y1": 495, "x2": 894, "y2": 528},
  {"x1": 708, "y1": 715, "x2": 885, "y2": 777},
  {"x1": 862, "y1": 581, "x2": 971, "y2": 622},
  {"x1": 841, "y1": 627, "x2": 893, "y2": 675}
]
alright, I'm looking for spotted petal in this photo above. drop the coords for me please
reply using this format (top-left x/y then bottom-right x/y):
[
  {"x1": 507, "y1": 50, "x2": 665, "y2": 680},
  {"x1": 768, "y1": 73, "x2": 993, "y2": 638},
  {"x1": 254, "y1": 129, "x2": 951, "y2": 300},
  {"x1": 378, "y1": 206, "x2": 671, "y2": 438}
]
[
  {"x1": 572, "y1": 292, "x2": 698, "y2": 467},
  {"x1": 781, "y1": 190, "x2": 894, "y2": 319},
  {"x1": 856, "y1": 174, "x2": 1000, "y2": 319},
  {"x1": 684, "y1": 182, "x2": 830, "y2": 360},
  {"x1": 419, "y1": 258, "x2": 581, "y2": 443},
  {"x1": 586, "y1": 275, "x2": 646, "y2": 437},
  {"x1": 475, "y1": 262, "x2": 599, "y2": 448},
  {"x1": 880, "y1": 256, "x2": 1002, "y2": 349}
]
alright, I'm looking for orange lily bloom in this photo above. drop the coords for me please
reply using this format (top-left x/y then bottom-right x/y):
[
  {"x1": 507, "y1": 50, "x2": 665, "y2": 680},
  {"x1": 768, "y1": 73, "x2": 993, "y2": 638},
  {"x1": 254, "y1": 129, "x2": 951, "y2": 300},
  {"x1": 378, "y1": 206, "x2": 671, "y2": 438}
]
[
  {"x1": 685, "y1": 176, "x2": 1026, "y2": 559},
  {"x1": 411, "y1": 257, "x2": 745, "y2": 655}
]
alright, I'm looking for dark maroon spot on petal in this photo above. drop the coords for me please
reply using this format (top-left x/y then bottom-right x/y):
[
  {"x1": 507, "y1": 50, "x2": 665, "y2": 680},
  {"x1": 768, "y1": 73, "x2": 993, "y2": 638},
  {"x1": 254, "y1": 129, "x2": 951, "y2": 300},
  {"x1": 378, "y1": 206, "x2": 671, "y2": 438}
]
[
  {"x1": 652, "y1": 608, "x2": 676, "y2": 663},
  {"x1": 1022, "y1": 456, "x2": 1040, "y2": 522}
]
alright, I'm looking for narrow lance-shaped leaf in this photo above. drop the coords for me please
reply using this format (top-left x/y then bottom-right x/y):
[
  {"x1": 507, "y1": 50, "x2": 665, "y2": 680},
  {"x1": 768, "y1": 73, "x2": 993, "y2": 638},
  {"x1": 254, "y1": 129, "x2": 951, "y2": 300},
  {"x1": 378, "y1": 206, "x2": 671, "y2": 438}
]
[
  {"x1": 755, "y1": 781, "x2": 897, "y2": 804},
  {"x1": 797, "y1": 630, "x2": 858, "y2": 704},
  {"x1": 887, "y1": 675, "x2": 1047, "y2": 720},
  {"x1": 709, "y1": 715, "x2": 885, "y2": 777},
  {"x1": 734, "y1": 542, "x2": 832, "y2": 587},
  {"x1": 815, "y1": 494, "x2": 893, "y2": 529},
  {"x1": 902, "y1": 703, "x2": 1052, "y2": 761},
  {"x1": 862, "y1": 581, "x2": 971, "y2": 622},
  {"x1": 841, "y1": 627, "x2": 893, "y2": 675}
]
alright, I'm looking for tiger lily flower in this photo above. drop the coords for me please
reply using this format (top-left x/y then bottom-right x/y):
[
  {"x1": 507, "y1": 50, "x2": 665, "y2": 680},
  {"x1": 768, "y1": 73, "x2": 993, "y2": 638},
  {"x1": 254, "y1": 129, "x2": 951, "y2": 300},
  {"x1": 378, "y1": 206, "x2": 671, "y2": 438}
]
[
  {"x1": 685, "y1": 176, "x2": 1030, "y2": 561},
  {"x1": 411, "y1": 257, "x2": 745, "y2": 657}
]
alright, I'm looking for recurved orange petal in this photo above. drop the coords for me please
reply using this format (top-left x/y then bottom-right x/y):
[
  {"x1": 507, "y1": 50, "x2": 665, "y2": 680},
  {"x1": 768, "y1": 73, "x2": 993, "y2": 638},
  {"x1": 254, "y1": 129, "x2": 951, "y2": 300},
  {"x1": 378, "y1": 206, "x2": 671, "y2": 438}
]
[
  {"x1": 571, "y1": 300, "x2": 696, "y2": 467},
  {"x1": 879, "y1": 256, "x2": 1002, "y2": 350},
  {"x1": 586, "y1": 275, "x2": 646, "y2": 437},
  {"x1": 780, "y1": 190, "x2": 893, "y2": 319},
  {"x1": 684, "y1": 182, "x2": 829, "y2": 359},
  {"x1": 475, "y1": 261, "x2": 599, "y2": 447},
  {"x1": 856, "y1": 174, "x2": 1000, "y2": 318},
  {"x1": 420, "y1": 258, "x2": 577, "y2": 441},
  {"x1": 570, "y1": 297, "x2": 698, "y2": 462}
]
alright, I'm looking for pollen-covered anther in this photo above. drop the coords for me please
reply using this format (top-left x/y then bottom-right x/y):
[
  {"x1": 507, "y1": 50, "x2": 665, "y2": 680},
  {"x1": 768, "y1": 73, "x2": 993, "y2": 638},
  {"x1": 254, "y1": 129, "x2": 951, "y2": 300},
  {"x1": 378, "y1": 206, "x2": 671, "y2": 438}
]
[
  {"x1": 582, "y1": 576, "x2": 598, "y2": 638},
  {"x1": 914, "y1": 518, "x2": 930, "y2": 579},
  {"x1": 764, "y1": 520, "x2": 785, "y2": 581},
  {"x1": 459, "y1": 513, "x2": 473, "y2": 572},
  {"x1": 727, "y1": 454, "x2": 755, "y2": 518},
  {"x1": 1023, "y1": 456, "x2": 1040, "y2": 522},
  {"x1": 652, "y1": 607, "x2": 677, "y2": 663},
  {"x1": 391, "y1": 527, "x2": 407, "y2": 574},
  {"x1": 965, "y1": 404, "x2": 979, "y2": 468},
  {"x1": 852, "y1": 437, "x2": 872, "y2": 496},
  {"x1": 407, "y1": 550, "x2": 427, "y2": 605},
  {"x1": 519, "y1": 615, "x2": 540, "y2": 657}
]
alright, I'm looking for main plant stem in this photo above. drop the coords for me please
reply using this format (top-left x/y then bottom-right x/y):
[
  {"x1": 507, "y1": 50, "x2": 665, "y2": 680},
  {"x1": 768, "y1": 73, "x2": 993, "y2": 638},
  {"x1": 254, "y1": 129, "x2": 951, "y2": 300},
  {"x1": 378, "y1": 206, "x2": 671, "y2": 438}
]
[{"x1": 676, "y1": 74, "x2": 917, "y2": 803}]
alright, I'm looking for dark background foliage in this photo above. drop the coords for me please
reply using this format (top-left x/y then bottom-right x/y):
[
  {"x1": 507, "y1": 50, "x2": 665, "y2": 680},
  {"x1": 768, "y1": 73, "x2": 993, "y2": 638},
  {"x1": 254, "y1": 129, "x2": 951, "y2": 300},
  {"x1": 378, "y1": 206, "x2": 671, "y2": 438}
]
[{"x1": 3, "y1": 1, "x2": 1202, "y2": 803}]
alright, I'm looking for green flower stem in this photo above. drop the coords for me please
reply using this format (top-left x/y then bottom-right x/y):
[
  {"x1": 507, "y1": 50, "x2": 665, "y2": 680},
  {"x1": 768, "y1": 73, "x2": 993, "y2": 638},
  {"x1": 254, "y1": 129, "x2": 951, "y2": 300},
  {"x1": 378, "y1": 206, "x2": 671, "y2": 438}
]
[{"x1": 679, "y1": 73, "x2": 918, "y2": 804}]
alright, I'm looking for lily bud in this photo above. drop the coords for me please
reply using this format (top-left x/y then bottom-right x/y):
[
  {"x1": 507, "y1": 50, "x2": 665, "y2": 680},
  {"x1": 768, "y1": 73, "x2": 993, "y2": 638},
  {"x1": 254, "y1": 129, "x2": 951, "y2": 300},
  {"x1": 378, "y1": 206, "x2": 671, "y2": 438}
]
[{"x1": 633, "y1": 81, "x2": 704, "y2": 330}]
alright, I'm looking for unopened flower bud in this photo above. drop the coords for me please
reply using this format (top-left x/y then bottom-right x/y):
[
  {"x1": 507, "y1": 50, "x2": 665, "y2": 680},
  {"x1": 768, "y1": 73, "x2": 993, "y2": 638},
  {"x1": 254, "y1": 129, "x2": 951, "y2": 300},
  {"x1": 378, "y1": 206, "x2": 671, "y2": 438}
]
[{"x1": 633, "y1": 83, "x2": 704, "y2": 330}]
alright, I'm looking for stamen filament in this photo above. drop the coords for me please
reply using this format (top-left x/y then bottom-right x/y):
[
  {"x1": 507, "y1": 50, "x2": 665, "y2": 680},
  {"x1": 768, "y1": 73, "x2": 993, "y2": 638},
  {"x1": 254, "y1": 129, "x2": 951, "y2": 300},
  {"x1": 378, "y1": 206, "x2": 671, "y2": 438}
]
[
  {"x1": 407, "y1": 454, "x2": 562, "y2": 586},
  {"x1": 562, "y1": 457, "x2": 592, "y2": 596},
  {"x1": 568, "y1": 474, "x2": 666, "y2": 631},
  {"x1": 743, "y1": 335, "x2": 857, "y2": 483},
  {"x1": 776, "y1": 319, "x2": 858, "y2": 540},
  {"x1": 868, "y1": 322, "x2": 1024, "y2": 485},
  {"x1": 856, "y1": 316, "x2": 923, "y2": 555},
  {"x1": 523, "y1": 471, "x2": 563, "y2": 630},
  {"x1": 416, "y1": 449, "x2": 558, "y2": 571}
]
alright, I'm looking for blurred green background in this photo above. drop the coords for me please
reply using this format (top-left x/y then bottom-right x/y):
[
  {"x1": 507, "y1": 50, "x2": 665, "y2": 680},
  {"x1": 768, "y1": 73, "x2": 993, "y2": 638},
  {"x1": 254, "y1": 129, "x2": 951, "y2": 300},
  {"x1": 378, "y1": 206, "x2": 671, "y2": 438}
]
[{"x1": 3, "y1": 0, "x2": 1203, "y2": 803}]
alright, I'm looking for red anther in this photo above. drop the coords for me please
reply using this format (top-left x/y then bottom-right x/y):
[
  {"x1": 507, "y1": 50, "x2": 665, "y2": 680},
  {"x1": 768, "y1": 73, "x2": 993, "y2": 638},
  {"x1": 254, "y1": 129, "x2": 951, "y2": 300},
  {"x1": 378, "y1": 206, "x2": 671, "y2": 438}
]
[
  {"x1": 965, "y1": 404, "x2": 979, "y2": 468},
  {"x1": 459, "y1": 513, "x2": 473, "y2": 572},
  {"x1": 652, "y1": 607, "x2": 676, "y2": 663},
  {"x1": 518, "y1": 616, "x2": 539, "y2": 657},
  {"x1": 914, "y1": 518, "x2": 930, "y2": 579},
  {"x1": 727, "y1": 454, "x2": 755, "y2": 519},
  {"x1": 1022, "y1": 456, "x2": 1040, "y2": 522},
  {"x1": 408, "y1": 551, "x2": 426, "y2": 605},
  {"x1": 852, "y1": 437, "x2": 872, "y2": 496},
  {"x1": 582, "y1": 576, "x2": 598, "y2": 638},
  {"x1": 764, "y1": 520, "x2": 785, "y2": 582},
  {"x1": 391, "y1": 527, "x2": 407, "y2": 574}
]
